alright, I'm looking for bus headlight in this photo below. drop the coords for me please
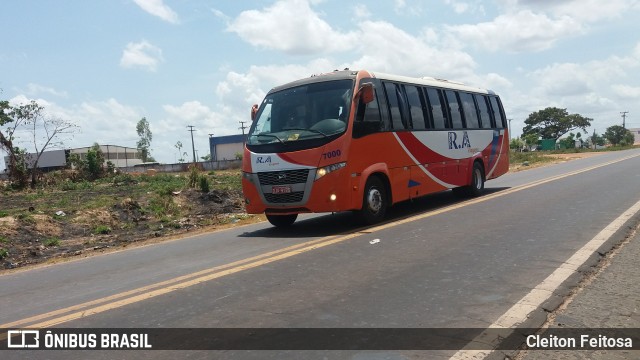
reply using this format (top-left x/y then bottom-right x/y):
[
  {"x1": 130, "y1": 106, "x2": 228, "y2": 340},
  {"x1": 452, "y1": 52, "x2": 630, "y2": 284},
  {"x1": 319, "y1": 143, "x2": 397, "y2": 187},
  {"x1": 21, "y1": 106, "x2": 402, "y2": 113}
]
[{"x1": 315, "y1": 162, "x2": 346, "y2": 181}]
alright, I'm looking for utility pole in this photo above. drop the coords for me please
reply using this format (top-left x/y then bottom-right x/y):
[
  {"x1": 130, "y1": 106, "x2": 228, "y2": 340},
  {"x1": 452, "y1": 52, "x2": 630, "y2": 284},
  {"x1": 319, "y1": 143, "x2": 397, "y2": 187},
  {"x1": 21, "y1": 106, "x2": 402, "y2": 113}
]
[
  {"x1": 239, "y1": 121, "x2": 248, "y2": 146},
  {"x1": 187, "y1": 125, "x2": 196, "y2": 163},
  {"x1": 620, "y1": 111, "x2": 628, "y2": 129},
  {"x1": 507, "y1": 119, "x2": 513, "y2": 139}
]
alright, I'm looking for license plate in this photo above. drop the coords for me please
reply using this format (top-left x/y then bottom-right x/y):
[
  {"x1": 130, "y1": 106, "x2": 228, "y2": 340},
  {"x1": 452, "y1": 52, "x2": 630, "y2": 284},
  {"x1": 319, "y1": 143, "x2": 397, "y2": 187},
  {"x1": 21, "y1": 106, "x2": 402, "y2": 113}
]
[{"x1": 272, "y1": 185, "x2": 292, "y2": 194}]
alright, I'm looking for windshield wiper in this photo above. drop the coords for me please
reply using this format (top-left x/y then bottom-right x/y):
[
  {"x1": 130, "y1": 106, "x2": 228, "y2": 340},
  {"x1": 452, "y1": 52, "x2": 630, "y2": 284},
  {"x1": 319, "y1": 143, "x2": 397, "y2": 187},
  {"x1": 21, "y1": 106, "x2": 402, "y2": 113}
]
[
  {"x1": 281, "y1": 127, "x2": 329, "y2": 138},
  {"x1": 250, "y1": 133, "x2": 286, "y2": 144}
]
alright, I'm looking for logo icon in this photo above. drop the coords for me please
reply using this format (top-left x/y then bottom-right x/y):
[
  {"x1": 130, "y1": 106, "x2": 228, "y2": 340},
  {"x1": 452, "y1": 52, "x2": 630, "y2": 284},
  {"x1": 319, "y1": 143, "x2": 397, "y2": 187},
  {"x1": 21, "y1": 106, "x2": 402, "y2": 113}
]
[
  {"x1": 277, "y1": 173, "x2": 287, "y2": 180},
  {"x1": 7, "y1": 330, "x2": 40, "y2": 348}
]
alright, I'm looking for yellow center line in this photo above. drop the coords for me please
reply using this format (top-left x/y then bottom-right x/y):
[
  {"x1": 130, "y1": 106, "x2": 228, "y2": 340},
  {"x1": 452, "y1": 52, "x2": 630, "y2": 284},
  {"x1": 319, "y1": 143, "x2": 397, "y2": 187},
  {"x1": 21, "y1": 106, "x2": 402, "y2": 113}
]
[{"x1": 2, "y1": 152, "x2": 638, "y2": 329}]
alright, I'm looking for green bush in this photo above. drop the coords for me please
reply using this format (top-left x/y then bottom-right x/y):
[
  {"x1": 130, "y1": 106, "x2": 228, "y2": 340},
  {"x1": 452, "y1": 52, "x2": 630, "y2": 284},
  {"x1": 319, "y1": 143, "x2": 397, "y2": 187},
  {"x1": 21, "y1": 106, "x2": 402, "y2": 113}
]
[
  {"x1": 0, "y1": 248, "x2": 8, "y2": 259},
  {"x1": 147, "y1": 195, "x2": 180, "y2": 217},
  {"x1": 199, "y1": 175, "x2": 210, "y2": 193},
  {"x1": 94, "y1": 225, "x2": 112, "y2": 235},
  {"x1": 188, "y1": 165, "x2": 199, "y2": 188},
  {"x1": 44, "y1": 237, "x2": 60, "y2": 247}
]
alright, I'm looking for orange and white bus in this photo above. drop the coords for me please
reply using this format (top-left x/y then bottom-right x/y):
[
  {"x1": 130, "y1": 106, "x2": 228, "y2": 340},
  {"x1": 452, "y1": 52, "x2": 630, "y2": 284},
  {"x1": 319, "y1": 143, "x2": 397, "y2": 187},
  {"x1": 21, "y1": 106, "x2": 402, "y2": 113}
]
[{"x1": 242, "y1": 70, "x2": 509, "y2": 227}]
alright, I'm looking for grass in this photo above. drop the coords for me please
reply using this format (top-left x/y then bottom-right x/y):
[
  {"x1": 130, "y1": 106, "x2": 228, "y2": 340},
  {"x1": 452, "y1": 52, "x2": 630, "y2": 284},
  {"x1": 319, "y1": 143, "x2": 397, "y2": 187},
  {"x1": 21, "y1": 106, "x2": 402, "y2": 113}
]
[
  {"x1": 0, "y1": 235, "x2": 9, "y2": 244},
  {"x1": 0, "y1": 248, "x2": 8, "y2": 260},
  {"x1": 509, "y1": 151, "x2": 555, "y2": 166},
  {"x1": 93, "y1": 225, "x2": 112, "y2": 235},
  {"x1": 43, "y1": 237, "x2": 61, "y2": 247}
]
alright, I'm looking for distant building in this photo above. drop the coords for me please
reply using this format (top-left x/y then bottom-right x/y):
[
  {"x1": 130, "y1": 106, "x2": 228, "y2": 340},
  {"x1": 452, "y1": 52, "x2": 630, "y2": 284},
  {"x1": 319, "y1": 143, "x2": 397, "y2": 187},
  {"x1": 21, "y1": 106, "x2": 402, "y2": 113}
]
[
  {"x1": 209, "y1": 134, "x2": 246, "y2": 161},
  {"x1": 628, "y1": 128, "x2": 640, "y2": 145},
  {"x1": 3, "y1": 145, "x2": 142, "y2": 172}
]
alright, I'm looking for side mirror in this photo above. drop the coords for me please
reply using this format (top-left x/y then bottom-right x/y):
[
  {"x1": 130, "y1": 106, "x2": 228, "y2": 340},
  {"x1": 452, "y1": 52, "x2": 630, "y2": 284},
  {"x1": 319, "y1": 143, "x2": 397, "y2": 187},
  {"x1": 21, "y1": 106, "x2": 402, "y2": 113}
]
[
  {"x1": 250, "y1": 104, "x2": 259, "y2": 121},
  {"x1": 355, "y1": 83, "x2": 374, "y2": 104}
]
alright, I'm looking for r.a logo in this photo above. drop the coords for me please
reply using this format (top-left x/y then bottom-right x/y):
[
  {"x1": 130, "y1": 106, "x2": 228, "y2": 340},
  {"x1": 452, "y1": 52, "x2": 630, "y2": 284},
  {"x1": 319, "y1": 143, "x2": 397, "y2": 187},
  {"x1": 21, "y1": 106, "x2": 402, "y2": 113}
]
[
  {"x1": 256, "y1": 156, "x2": 272, "y2": 164},
  {"x1": 448, "y1": 131, "x2": 471, "y2": 149}
]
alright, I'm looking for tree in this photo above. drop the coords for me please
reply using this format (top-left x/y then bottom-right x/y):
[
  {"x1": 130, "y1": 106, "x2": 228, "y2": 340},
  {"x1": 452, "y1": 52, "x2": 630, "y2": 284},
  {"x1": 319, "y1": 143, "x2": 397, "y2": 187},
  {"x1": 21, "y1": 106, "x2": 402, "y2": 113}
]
[
  {"x1": 590, "y1": 131, "x2": 605, "y2": 149},
  {"x1": 604, "y1": 125, "x2": 633, "y2": 146},
  {"x1": 2, "y1": 99, "x2": 77, "y2": 188},
  {"x1": 1, "y1": 100, "x2": 28, "y2": 187},
  {"x1": 13, "y1": 101, "x2": 78, "y2": 188},
  {"x1": 68, "y1": 143, "x2": 106, "y2": 180},
  {"x1": 136, "y1": 117, "x2": 153, "y2": 162},
  {"x1": 522, "y1": 133, "x2": 539, "y2": 151},
  {"x1": 559, "y1": 132, "x2": 576, "y2": 149},
  {"x1": 623, "y1": 131, "x2": 635, "y2": 146},
  {"x1": 175, "y1": 141, "x2": 184, "y2": 163},
  {"x1": 509, "y1": 138, "x2": 524, "y2": 151},
  {"x1": 522, "y1": 107, "x2": 592, "y2": 140}
]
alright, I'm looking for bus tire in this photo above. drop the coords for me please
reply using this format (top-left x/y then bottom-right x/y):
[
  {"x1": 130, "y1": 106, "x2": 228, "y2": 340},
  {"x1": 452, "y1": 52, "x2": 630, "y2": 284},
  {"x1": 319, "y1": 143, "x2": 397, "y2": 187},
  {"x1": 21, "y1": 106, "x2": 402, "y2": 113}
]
[
  {"x1": 357, "y1": 176, "x2": 387, "y2": 224},
  {"x1": 266, "y1": 214, "x2": 297, "y2": 227},
  {"x1": 454, "y1": 162, "x2": 485, "y2": 197}
]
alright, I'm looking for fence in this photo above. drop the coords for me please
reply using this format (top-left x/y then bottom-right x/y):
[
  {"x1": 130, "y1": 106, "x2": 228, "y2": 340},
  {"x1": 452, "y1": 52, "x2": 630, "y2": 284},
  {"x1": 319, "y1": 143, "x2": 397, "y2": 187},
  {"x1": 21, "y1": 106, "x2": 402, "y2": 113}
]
[{"x1": 120, "y1": 159, "x2": 242, "y2": 174}]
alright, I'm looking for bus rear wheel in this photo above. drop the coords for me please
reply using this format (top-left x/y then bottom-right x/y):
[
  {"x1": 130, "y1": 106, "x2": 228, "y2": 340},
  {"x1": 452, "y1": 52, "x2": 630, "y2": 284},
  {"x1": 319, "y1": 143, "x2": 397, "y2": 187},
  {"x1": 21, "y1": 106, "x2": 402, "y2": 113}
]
[
  {"x1": 453, "y1": 162, "x2": 485, "y2": 197},
  {"x1": 266, "y1": 214, "x2": 297, "y2": 227},
  {"x1": 356, "y1": 177, "x2": 387, "y2": 225}
]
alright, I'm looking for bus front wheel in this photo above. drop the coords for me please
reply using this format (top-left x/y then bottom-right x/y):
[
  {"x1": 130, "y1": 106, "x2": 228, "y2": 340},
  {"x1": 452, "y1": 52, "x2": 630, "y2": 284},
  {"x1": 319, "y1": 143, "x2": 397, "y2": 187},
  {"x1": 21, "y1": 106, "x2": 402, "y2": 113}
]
[
  {"x1": 266, "y1": 214, "x2": 297, "y2": 227},
  {"x1": 357, "y1": 177, "x2": 387, "y2": 224}
]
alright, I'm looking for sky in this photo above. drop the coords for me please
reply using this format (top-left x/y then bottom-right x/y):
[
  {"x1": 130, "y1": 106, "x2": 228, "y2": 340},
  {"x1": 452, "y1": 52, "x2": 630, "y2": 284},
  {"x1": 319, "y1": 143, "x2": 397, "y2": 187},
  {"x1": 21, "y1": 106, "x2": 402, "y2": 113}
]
[{"x1": 2, "y1": 0, "x2": 640, "y2": 169}]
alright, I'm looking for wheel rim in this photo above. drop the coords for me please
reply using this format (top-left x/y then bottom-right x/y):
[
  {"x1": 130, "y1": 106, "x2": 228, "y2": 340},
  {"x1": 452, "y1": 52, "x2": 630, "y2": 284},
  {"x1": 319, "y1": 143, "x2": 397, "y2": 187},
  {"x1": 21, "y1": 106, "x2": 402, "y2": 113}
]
[
  {"x1": 474, "y1": 168, "x2": 483, "y2": 189},
  {"x1": 367, "y1": 187, "x2": 383, "y2": 213}
]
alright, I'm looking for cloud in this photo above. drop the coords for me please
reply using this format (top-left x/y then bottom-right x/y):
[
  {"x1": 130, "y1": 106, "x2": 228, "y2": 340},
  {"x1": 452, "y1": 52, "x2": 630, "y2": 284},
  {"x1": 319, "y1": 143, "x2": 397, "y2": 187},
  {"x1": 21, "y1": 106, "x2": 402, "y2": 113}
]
[
  {"x1": 22, "y1": 83, "x2": 68, "y2": 98},
  {"x1": 120, "y1": 40, "x2": 164, "y2": 72},
  {"x1": 211, "y1": 8, "x2": 230, "y2": 23},
  {"x1": 7, "y1": 96, "x2": 143, "y2": 150},
  {"x1": 611, "y1": 84, "x2": 640, "y2": 99},
  {"x1": 132, "y1": 0, "x2": 179, "y2": 24},
  {"x1": 349, "y1": 21, "x2": 477, "y2": 80},
  {"x1": 502, "y1": 43, "x2": 640, "y2": 135},
  {"x1": 509, "y1": 0, "x2": 637, "y2": 22},
  {"x1": 445, "y1": 10, "x2": 584, "y2": 53},
  {"x1": 227, "y1": 0, "x2": 358, "y2": 55},
  {"x1": 353, "y1": 4, "x2": 371, "y2": 19}
]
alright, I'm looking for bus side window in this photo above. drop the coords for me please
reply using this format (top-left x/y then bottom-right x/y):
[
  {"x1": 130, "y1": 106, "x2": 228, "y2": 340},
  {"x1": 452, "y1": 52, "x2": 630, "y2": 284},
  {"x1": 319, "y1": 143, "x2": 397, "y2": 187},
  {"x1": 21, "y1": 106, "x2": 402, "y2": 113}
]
[
  {"x1": 489, "y1": 96, "x2": 506, "y2": 128},
  {"x1": 405, "y1": 85, "x2": 428, "y2": 130},
  {"x1": 383, "y1": 82, "x2": 407, "y2": 130},
  {"x1": 474, "y1": 94, "x2": 492, "y2": 129},
  {"x1": 425, "y1": 87, "x2": 446, "y2": 129},
  {"x1": 459, "y1": 92, "x2": 479, "y2": 129},
  {"x1": 353, "y1": 80, "x2": 384, "y2": 138},
  {"x1": 444, "y1": 90, "x2": 464, "y2": 129}
]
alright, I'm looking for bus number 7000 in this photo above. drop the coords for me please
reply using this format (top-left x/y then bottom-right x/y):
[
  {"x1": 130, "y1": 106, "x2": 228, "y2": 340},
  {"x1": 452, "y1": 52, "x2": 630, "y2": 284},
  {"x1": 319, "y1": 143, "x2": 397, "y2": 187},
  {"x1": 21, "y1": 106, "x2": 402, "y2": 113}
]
[{"x1": 322, "y1": 150, "x2": 341, "y2": 160}]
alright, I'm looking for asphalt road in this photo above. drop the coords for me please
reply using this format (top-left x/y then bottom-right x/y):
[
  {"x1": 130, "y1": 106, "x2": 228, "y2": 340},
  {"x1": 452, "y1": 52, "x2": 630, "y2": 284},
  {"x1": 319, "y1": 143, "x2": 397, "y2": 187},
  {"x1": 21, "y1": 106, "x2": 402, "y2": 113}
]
[{"x1": 2, "y1": 149, "x2": 640, "y2": 360}]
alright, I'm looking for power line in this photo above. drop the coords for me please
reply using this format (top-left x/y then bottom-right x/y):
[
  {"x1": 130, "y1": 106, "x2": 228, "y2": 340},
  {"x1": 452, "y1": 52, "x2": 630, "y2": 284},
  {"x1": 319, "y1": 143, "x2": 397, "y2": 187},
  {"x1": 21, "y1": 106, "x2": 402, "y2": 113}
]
[
  {"x1": 620, "y1": 111, "x2": 629, "y2": 129},
  {"x1": 239, "y1": 121, "x2": 248, "y2": 146},
  {"x1": 187, "y1": 125, "x2": 196, "y2": 163}
]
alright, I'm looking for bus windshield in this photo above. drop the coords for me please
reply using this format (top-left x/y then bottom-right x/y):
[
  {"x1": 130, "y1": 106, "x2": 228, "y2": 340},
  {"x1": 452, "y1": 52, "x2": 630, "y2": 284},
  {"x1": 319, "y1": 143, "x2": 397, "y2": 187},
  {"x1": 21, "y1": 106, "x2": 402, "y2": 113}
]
[{"x1": 247, "y1": 79, "x2": 353, "y2": 146}]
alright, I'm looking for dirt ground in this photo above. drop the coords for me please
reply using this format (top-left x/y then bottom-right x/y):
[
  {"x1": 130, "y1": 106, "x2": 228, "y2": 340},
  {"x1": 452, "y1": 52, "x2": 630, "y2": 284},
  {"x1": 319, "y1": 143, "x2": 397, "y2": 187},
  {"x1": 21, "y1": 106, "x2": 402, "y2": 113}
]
[
  {"x1": 1, "y1": 152, "x2": 603, "y2": 272},
  {"x1": 0, "y1": 185, "x2": 263, "y2": 272}
]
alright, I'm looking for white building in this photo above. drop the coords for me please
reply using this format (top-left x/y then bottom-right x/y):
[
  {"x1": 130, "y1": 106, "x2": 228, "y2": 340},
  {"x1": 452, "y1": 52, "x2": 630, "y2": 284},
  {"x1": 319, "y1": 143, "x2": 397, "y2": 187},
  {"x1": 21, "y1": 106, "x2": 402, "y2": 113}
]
[
  {"x1": 209, "y1": 134, "x2": 246, "y2": 161},
  {"x1": 3, "y1": 145, "x2": 142, "y2": 172},
  {"x1": 628, "y1": 128, "x2": 640, "y2": 145}
]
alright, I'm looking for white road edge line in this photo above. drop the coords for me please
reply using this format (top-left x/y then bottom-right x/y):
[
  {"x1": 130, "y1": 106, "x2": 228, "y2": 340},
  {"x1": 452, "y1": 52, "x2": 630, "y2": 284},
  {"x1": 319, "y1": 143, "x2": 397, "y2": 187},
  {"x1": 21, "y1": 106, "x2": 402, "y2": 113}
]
[{"x1": 450, "y1": 197, "x2": 640, "y2": 360}]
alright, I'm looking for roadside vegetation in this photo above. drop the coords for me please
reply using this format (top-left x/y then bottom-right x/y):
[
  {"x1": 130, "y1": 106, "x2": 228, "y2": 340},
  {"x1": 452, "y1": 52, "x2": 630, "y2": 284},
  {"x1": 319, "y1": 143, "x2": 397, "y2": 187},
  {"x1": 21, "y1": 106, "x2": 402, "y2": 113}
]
[
  {"x1": 509, "y1": 145, "x2": 638, "y2": 170},
  {"x1": 0, "y1": 167, "x2": 248, "y2": 270}
]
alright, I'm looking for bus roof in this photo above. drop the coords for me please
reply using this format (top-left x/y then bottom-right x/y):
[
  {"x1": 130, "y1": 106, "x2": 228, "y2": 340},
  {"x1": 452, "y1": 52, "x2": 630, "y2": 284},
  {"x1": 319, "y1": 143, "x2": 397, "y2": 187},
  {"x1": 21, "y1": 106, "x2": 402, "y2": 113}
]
[
  {"x1": 370, "y1": 71, "x2": 494, "y2": 95},
  {"x1": 267, "y1": 69, "x2": 495, "y2": 96}
]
